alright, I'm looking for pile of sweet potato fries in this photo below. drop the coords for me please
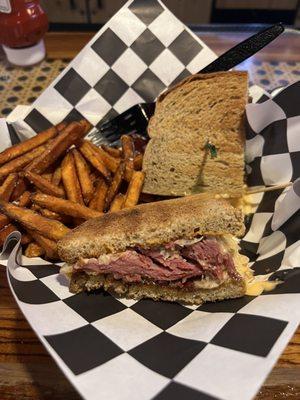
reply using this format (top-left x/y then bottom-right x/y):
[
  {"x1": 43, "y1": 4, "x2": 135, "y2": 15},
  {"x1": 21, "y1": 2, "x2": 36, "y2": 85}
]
[{"x1": 0, "y1": 120, "x2": 145, "y2": 259}]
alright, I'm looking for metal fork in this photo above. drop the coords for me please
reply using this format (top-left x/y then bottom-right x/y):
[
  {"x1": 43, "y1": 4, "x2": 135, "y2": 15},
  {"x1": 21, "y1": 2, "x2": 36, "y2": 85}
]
[{"x1": 90, "y1": 23, "x2": 284, "y2": 146}]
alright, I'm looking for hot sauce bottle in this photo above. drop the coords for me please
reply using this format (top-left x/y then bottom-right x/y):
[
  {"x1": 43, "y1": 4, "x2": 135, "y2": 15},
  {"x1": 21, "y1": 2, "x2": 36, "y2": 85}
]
[{"x1": 0, "y1": 0, "x2": 48, "y2": 66}]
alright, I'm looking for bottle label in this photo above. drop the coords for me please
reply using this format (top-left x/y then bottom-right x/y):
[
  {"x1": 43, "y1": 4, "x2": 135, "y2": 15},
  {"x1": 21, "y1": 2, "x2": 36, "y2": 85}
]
[{"x1": 0, "y1": 0, "x2": 11, "y2": 13}]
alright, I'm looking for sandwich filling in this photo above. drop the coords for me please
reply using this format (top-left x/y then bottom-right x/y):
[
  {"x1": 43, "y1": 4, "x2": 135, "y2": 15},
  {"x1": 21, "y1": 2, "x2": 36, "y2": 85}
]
[{"x1": 63, "y1": 236, "x2": 247, "y2": 289}]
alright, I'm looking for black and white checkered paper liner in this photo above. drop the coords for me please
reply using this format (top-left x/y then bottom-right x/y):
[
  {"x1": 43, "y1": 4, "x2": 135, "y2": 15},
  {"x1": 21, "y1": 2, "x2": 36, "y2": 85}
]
[
  {"x1": 0, "y1": 1, "x2": 300, "y2": 399},
  {"x1": 5, "y1": 0, "x2": 216, "y2": 142}
]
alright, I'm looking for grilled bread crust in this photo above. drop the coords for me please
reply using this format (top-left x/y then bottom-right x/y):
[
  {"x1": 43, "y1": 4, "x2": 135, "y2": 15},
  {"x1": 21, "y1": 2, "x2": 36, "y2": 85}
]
[{"x1": 57, "y1": 195, "x2": 245, "y2": 264}]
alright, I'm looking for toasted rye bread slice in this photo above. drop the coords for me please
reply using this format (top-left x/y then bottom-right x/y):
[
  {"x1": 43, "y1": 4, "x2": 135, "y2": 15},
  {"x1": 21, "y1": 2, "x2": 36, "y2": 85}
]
[
  {"x1": 68, "y1": 273, "x2": 246, "y2": 305},
  {"x1": 57, "y1": 194, "x2": 245, "y2": 264},
  {"x1": 142, "y1": 71, "x2": 248, "y2": 197}
]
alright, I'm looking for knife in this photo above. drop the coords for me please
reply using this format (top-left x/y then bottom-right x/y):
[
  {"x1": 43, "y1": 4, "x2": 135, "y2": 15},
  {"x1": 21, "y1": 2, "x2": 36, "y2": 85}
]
[{"x1": 201, "y1": 23, "x2": 284, "y2": 73}]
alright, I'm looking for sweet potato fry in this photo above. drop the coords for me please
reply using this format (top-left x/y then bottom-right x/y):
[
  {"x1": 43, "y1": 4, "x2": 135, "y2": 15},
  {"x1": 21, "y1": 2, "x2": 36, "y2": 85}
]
[
  {"x1": 26, "y1": 121, "x2": 87, "y2": 174},
  {"x1": 0, "y1": 199, "x2": 70, "y2": 241},
  {"x1": 0, "y1": 173, "x2": 18, "y2": 201},
  {"x1": 17, "y1": 191, "x2": 31, "y2": 207},
  {"x1": 124, "y1": 166, "x2": 133, "y2": 181},
  {"x1": 80, "y1": 120, "x2": 92, "y2": 134},
  {"x1": 0, "y1": 181, "x2": 31, "y2": 229},
  {"x1": 89, "y1": 178, "x2": 108, "y2": 212},
  {"x1": 61, "y1": 152, "x2": 84, "y2": 204},
  {"x1": 124, "y1": 154, "x2": 143, "y2": 181},
  {"x1": 72, "y1": 149, "x2": 94, "y2": 204},
  {"x1": 52, "y1": 166, "x2": 62, "y2": 186},
  {"x1": 0, "y1": 124, "x2": 65, "y2": 166},
  {"x1": 26, "y1": 229, "x2": 58, "y2": 259},
  {"x1": 0, "y1": 188, "x2": 31, "y2": 231},
  {"x1": 0, "y1": 214, "x2": 10, "y2": 230},
  {"x1": 21, "y1": 233, "x2": 32, "y2": 246},
  {"x1": 24, "y1": 171, "x2": 65, "y2": 198},
  {"x1": 42, "y1": 172, "x2": 53, "y2": 182},
  {"x1": 121, "y1": 135, "x2": 135, "y2": 182},
  {"x1": 133, "y1": 153, "x2": 143, "y2": 170},
  {"x1": 31, "y1": 193, "x2": 103, "y2": 220},
  {"x1": 56, "y1": 122, "x2": 68, "y2": 132},
  {"x1": 89, "y1": 141, "x2": 120, "y2": 173},
  {"x1": 0, "y1": 223, "x2": 30, "y2": 246},
  {"x1": 104, "y1": 162, "x2": 125, "y2": 211},
  {"x1": 31, "y1": 203, "x2": 41, "y2": 212},
  {"x1": 0, "y1": 224, "x2": 18, "y2": 246},
  {"x1": 101, "y1": 145, "x2": 121, "y2": 158},
  {"x1": 123, "y1": 171, "x2": 145, "y2": 209},
  {"x1": 39, "y1": 207, "x2": 69, "y2": 223},
  {"x1": 121, "y1": 135, "x2": 134, "y2": 162},
  {"x1": 0, "y1": 144, "x2": 46, "y2": 179},
  {"x1": 25, "y1": 242, "x2": 44, "y2": 258},
  {"x1": 78, "y1": 141, "x2": 111, "y2": 181},
  {"x1": 109, "y1": 193, "x2": 124, "y2": 212},
  {"x1": 10, "y1": 176, "x2": 27, "y2": 201},
  {"x1": 89, "y1": 171, "x2": 98, "y2": 184}
]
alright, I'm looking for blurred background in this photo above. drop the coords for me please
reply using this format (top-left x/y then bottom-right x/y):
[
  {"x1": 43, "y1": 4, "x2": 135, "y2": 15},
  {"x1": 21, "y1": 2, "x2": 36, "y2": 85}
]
[
  {"x1": 41, "y1": 0, "x2": 300, "y2": 29},
  {"x1": 2, "y1": 0, "x2": 300, "y2": 118}
]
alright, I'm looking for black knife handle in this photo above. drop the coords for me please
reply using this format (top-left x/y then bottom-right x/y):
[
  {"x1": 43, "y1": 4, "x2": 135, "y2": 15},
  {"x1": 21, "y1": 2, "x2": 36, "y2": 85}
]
[{"x1": 200, "y1": 23, "x2": 284, "y2": 74}]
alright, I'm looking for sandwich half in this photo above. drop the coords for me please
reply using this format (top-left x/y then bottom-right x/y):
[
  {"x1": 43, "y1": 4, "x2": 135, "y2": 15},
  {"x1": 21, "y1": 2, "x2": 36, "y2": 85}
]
[
  {"x1": 142, "y1": 71, "x2": 248, "y2": 197},
  {"x1": 58, "y1": 194, "x2": 250, "y2": 305}
]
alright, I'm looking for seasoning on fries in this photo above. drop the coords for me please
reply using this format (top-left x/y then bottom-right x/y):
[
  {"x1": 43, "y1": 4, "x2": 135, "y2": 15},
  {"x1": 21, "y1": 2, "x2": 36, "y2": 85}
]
[
  {"x1": 39, "y1": 207, "x2": 67, "y2": 222},
  {"x1": 24, "y1": 171, "x2": 65, "y2": 198},
  {"x1": 17, "y1": 191, "x2": 31, "y2": 207},
  {"x1": 10, "y1": 176, "x2": 27, "y2": 201}
]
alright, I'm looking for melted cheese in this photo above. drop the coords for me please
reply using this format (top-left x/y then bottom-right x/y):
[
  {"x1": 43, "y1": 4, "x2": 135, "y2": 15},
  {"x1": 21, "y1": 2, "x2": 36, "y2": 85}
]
[
  {"x1": 215, "y1": 234, "x2": 282, "y2": 295},
  {"x1": 246, "y1": 280, "x2": 279, "y2": 296}
]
